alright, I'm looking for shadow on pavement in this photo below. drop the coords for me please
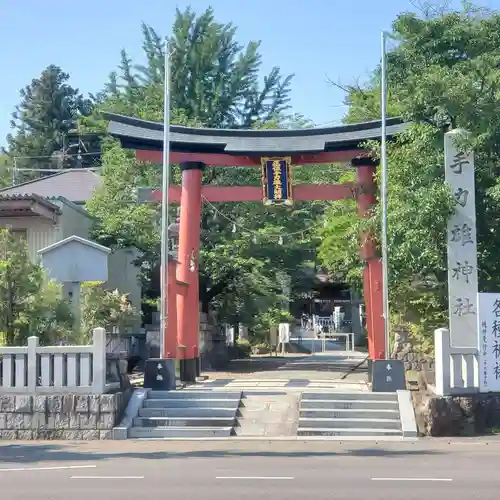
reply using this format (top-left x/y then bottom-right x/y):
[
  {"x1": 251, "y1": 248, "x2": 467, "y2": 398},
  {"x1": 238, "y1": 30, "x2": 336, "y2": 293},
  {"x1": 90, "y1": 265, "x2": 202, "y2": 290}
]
[
  {"x1": 0, "y1": 443, "x2": 442, "y2": 464},
  {"x1": 208, "y1": 356, "x2": 368, "y2": 376}
]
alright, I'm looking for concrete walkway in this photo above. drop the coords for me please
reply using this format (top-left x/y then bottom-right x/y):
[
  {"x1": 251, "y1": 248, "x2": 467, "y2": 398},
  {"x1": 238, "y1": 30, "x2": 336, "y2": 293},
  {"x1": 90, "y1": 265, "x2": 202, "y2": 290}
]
[{"x1": 197, "y1": 351, "x2": 369, "y2": 393}]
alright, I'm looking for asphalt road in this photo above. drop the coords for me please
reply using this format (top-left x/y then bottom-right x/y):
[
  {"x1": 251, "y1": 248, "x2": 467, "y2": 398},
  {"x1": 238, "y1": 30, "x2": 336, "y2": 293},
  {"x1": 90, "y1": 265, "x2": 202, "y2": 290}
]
[{"x1": 1, "y1": 439, "x2": 499, "y2": 499}]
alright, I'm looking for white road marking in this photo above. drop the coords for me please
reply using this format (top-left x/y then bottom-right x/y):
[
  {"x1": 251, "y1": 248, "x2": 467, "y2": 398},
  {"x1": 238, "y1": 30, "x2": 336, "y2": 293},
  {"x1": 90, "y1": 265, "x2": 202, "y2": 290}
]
[
  {"x1": 71, "y1": 476, "x2": 144, "y2": 480},
  {"x1": 372, "y1": 477, "x2": 453, "y2": 482},
  {"x1": 446, "y1": 441, "x2": 491, "y2": 445},
  {"x1": 0, "y1": 465, "x2": 97, "y2": 472},
  {"x1": 216, "y1": 476, "x2": 294, "y2": 480}
]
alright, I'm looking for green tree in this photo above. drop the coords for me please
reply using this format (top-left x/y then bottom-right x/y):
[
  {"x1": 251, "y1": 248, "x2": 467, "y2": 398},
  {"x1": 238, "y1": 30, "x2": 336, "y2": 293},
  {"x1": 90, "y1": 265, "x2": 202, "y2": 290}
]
[
  {"x1": 79, "y1": 282, "x2": 141, "y2": 343},
  {"x1": 319, "y1": 3, "x2": 500, "y2": 345},
  {"x1": 101, "y1": 7, "x2": 293, "y2": 127},
  {"x1": 0, "y1": 155, "x2": 11, "y2": 188},
  {"x1": 0, "y1": 229, "x2": 73, "y2": 346},
  {"x1": 4, "y1": 65, "x2": 93, "y2": 168}
]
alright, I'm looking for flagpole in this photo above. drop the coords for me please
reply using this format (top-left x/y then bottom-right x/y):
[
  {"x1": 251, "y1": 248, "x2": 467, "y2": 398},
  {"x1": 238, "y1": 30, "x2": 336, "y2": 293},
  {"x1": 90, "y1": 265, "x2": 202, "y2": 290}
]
[
  {"x1": 160, "y1": 37, "x2": 171, "y2": 360},
  {"x1": 380, "y1": 31, "x2": 390, "y2": 359}
]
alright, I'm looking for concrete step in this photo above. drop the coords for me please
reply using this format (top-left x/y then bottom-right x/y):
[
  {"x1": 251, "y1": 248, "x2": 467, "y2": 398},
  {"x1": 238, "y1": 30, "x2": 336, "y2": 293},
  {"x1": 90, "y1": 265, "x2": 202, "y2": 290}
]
[
  {"x1": 144, "y1": 398, "x2": 240, "y2": 409},
  {"x1": 300, "y1": 399, "x2": 399, "y2": 410},
  {"x1": 139, "y1": 407, "x2": 237, "y2": 418},
  {"x1": 128, "y1": 426, "x2": 233, "y2": 439},
  {"x1": 298, "y1": 417, "x2": 401, "y2": 430},
  {"x1": 133, "y1": 416, "x2": 236, "y2": 427},
  {"x1": 301, "y1": 392, "x2": 398, "y2": 401},
  {"x1": 300, "y1": 408, "x2": 400, "y2": 420},
  {"x1": 148, "y1": 390, "x2": 242, "y2": 399},
  {"x1": 297, "y1": 427, "x2": 403, "y2": 437}
]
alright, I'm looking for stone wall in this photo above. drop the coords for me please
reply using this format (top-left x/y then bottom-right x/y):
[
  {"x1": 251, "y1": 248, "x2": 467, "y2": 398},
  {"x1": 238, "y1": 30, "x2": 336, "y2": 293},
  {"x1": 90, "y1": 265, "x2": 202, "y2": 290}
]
[
  {"x1": 146, "y1": 308, "x2": 218, "y2": 362},
  {"x1": 0, "y1": 389, "x2": 131, "y2": 440},
  {"x1": 413, "y1": 391, "x2": 500, "y2": 436},
  {"x1": 392, "y1": 325, "x2": 434, "y2": 371},
  {"x1": 199, "y1": 311, "x2": 215, "y2": 357}
]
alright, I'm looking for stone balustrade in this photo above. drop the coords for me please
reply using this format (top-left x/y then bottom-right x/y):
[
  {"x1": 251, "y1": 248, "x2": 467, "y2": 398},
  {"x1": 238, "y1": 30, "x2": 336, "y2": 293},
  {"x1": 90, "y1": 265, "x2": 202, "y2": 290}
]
[{"x1": 0, "y1": 328, "x2": 118, "y2": 394}]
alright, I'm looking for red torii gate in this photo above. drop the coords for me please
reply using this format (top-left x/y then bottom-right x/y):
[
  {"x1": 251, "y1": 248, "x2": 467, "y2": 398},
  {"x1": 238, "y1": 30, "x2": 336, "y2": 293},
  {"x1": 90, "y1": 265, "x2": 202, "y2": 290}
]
[{"x1": 104, "y1": 113, "x2": 407, "y2": 381}]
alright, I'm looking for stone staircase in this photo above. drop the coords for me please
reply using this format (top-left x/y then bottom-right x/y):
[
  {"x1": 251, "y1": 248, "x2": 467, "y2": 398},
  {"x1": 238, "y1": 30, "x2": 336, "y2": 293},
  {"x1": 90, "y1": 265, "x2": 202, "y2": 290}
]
[
  {"x1": 234, "y1": 393, "x2": 299, "y2": 437},
  {"x1": 128, "y1": 390, "x2": 242, "y2": 439},
  {"x1": 297, "y1": 391, "x2": 407, "y2": 437}
]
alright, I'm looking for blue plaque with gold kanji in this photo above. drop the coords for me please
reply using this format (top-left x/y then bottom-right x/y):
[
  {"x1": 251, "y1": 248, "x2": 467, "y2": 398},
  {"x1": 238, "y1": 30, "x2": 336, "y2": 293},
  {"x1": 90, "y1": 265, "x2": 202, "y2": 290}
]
[{"x1": 261, "y1": 156, "x2": 293, "y2": 205}]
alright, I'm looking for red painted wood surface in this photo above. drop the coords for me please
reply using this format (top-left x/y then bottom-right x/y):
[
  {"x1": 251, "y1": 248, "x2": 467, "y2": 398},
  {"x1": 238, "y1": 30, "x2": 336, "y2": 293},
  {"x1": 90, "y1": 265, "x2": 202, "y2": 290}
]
[
  {"x1": 176, "y1": 169, "x2": 203, "y2": 360},
  {"x1": 365, "y1": 259, "x2": 386, "y2": 360},
  {"x1": 146, "y1": 183, "x2": 355, "y2": 204},
  {"x1": 136, "y1": 149, "x2": 366, "y2": 166},
  {"x1": 356, "y1": 164, "x2": 385, "y2": 360}
]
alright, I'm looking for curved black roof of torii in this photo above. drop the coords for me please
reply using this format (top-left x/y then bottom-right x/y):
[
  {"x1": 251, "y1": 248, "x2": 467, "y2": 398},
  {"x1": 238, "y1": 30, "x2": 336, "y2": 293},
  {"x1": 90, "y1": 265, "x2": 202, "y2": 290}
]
[{"x1": 103, "y1": 112, "x2": 409, "y2": 155}]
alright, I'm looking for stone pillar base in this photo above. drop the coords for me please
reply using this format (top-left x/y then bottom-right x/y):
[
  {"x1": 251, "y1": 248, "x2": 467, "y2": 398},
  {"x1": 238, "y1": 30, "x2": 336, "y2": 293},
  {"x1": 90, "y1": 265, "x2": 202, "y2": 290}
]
[
  {"x1": 180, "y1": 358, "x2": 197, "y2": 383},
  {"x1": 143, "y1": 358, "x2": 176, "y2": 390}
]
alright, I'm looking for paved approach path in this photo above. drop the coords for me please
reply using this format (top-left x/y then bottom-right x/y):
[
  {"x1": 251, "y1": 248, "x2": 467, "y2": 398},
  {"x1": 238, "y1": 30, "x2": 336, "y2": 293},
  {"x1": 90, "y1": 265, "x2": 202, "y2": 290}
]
[
  {"x1": 197, "y1": 350, "x2": 369, "y2": 392},
  {"x1": 1, "y1": 439, "x2": 499, "y2": 499}
]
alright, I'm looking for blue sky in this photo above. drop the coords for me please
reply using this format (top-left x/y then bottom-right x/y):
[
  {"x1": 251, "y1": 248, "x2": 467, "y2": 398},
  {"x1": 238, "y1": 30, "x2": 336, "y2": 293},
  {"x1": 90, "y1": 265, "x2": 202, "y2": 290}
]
[{"x1": 0, "y1": 0, "x2": 497, "y2": 145}]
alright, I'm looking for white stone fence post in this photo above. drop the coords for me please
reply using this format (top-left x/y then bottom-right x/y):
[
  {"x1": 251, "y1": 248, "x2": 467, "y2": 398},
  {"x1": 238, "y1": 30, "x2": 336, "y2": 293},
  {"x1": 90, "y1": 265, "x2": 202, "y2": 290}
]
[
  {"x1": 0, "y1": 327, "x2": 118, "y2": 394},
  {"x1": 434, "y1": 327, "x2": 479, "y2": 396}
]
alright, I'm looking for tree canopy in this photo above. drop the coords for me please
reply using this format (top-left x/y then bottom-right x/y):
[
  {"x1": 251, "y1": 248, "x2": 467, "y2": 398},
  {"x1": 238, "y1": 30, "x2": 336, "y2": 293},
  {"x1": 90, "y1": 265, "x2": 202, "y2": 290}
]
[
  {"x1": 0, "y1": 229, "x2": 73, "y2": 346},
  {"x1": 0, "y1": 156, "x2": 11, "y2": 188},
  {"x1": 3, "y1": 65, "x2": 93, "y2": 173},
  {"x1": 319, "y1": 3, "x2": 500, "y2": 345},
  {"x1": 99, "y1": 7, "x2": 293, "y2": 127}
]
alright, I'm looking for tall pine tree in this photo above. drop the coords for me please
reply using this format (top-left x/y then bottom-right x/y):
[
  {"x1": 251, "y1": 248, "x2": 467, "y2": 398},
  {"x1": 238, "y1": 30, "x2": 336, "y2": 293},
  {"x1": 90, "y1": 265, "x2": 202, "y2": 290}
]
[
  {"x1": 5, "y1": 65, "x2": 93, "y2": 168},
  {"x1": 0, "y1": 155, "x2": 11, "y2": 187},
  {"x1": 103, "y1": 7, "x2": 293, "y2": 128}
]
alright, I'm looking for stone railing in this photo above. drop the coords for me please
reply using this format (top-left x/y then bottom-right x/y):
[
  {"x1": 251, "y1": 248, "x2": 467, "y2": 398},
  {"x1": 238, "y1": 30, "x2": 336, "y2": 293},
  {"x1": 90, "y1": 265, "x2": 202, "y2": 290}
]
[
  {"x1": 0, "y1": 328, "x2": 120, "y2": 394},
  {"x1": 434, "y1": 327, "x2": 479, "y2": 396}
]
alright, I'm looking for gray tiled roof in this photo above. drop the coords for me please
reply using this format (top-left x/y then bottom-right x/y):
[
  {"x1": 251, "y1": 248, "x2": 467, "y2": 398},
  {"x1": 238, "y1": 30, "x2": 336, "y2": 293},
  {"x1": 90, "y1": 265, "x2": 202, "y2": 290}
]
[
  {"x1": 103, "y1": 113, "x2": 409, "y2": 154},
  {"x1": 0, "y1": 193, "x2": 61, "y2": 212},
  {"x1": 0, "y1": 169, "x2": 101, "y2": 202}
]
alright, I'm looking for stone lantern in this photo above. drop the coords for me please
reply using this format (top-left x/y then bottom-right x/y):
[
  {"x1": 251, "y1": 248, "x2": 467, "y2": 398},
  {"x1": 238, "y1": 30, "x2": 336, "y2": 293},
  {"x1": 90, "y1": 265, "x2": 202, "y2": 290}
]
[{"x1": 168, "y1": 214, "x2": 180, "y2": 257}]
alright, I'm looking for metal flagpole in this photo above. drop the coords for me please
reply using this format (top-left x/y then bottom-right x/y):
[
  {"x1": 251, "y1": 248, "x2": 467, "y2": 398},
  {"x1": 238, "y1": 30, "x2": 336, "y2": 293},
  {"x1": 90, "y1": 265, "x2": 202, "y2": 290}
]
[
  {"x1": 380, "y1": 31, "x2": 390, "y2": 360},
  {"x1": 160, "y1": 37, "x2": 171, "y2": 360}
]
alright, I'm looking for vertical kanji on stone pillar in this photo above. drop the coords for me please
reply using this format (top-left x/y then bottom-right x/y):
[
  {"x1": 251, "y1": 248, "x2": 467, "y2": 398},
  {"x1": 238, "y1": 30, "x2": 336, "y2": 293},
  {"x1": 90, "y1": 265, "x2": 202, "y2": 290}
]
[
  {"x1": 176, "y1": 161, "x2": 204, "y2": 382},
  {"x1": 353, "y1": 157, "x2": 386, "y2": 360}
]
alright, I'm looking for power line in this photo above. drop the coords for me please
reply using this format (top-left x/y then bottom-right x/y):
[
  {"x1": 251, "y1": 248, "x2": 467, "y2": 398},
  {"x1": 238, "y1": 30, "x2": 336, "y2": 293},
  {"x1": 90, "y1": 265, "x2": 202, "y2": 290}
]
[
  {"x1": 12, "y1": 151, "x2": 99, "y2": 160},
  {"x1": 202, "y1": 195, "x2": 327, "y2": 242},
  {"x1": 14, "y1": 167, "x2": 101, "y2": 172}
]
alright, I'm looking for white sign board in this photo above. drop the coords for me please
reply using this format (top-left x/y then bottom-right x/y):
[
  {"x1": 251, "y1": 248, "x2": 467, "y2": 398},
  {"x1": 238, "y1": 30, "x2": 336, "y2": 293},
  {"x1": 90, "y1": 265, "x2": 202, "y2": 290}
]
[
  {"x1": 38, "y1": 235, "x2": 110, "y2": 283},
  {"x1": 278, "y1": 323, "x2": 290, "y2": 344},
  {"x1": 445, "y1": 130, "x2": 478, "y2": 348},
  {"x1": 478, "y1": 293, "x2": 500, "y2": 392}
]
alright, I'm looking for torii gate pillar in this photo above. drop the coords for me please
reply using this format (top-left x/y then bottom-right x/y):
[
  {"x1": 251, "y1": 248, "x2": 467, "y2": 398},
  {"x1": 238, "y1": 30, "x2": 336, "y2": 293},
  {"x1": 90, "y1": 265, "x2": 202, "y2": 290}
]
[
  {"x1": 176, "y1": 161, "x2": 204, "y2": 381},
  {"x1": 355, "y1": 158, "x2": 386, "y2": 360}
]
